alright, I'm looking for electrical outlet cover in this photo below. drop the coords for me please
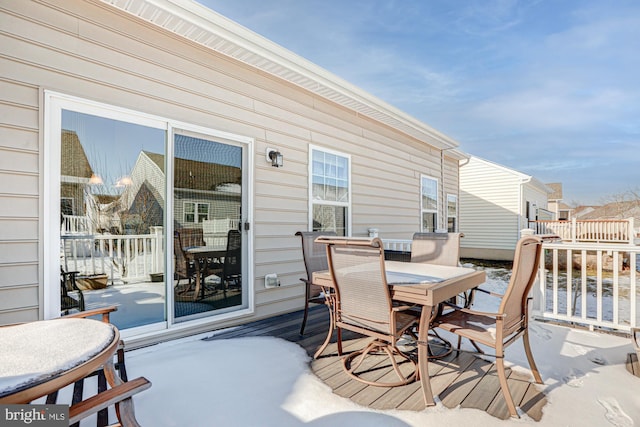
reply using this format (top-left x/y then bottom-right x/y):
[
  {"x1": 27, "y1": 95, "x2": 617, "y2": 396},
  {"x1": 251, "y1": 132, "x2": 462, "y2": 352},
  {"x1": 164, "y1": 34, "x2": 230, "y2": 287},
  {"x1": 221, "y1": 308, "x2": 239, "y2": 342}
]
[{"x1": 265, "y1": 273, "x2": 279, "y2": 288}]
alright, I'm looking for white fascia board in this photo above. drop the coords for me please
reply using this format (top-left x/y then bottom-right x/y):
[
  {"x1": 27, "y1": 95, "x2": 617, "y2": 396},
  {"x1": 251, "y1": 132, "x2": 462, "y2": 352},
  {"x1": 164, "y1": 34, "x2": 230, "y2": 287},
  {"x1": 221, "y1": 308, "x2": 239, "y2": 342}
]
[{"x1": 101, "y1": 0, "x2": 459, "y2": 150}]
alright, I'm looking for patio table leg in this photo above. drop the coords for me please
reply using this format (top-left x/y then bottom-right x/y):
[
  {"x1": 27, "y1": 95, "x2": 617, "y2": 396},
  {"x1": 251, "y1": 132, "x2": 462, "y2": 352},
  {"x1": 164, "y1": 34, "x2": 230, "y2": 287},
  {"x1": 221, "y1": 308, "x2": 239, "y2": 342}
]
[{"x1": 418, "y1": 304, "x2": 436, "y2": 407}]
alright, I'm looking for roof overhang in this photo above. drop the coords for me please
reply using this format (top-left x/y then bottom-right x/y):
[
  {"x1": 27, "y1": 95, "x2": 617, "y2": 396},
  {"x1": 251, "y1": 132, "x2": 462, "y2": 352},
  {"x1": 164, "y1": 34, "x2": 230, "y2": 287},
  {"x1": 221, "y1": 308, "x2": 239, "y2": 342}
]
[{"x1": 100, "y1": 0, "x2": 459, "y2": 150}]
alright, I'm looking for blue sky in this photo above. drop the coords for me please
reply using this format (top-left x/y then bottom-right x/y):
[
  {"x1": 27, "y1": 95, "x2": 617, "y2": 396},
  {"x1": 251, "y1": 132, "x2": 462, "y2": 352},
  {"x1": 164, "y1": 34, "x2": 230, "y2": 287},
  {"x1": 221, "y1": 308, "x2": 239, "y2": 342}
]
[{"x1": 198, "y1": 0, "x2": 639, "y2": 206}]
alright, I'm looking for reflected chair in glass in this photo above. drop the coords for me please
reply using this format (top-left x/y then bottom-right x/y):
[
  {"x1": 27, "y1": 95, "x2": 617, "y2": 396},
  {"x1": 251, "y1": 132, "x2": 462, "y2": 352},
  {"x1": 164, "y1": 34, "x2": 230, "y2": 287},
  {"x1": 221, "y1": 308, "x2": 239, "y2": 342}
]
[
  {"x1": 433, "y1": 235, "x2": 544, "y2": 418},
  {"x1": 60, "y1": 267, "x2": 85, "y2": 315},
  {"x1": 296, "y1": 230, "x2": 337, "y2": 338},
  {"x1": 174, "y1": 228, "x2": 213, "y2": 300},
  {"x1": 219, "y1": 229, "x2": 242, "y2": 298},
  {"x1": 323, "y1": 237, "x2": 419, "y2": 387}
]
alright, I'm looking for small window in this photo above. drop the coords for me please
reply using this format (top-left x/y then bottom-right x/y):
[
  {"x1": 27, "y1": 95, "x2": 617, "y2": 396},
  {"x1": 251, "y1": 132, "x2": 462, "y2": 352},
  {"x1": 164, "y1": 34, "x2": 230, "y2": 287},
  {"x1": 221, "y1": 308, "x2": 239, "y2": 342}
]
[
  {"x1": 183, "y1": 202, "x2": 209, "y2": 223},
  {"x1": 310, "y1": 147, "x2": 350, "y2": 236},
  {"x1": 447, "y1": 194, "x2": 458, "y2": 232},
  {"x1": 421, "y1": 176, "x2": 438, "y2": 232}
]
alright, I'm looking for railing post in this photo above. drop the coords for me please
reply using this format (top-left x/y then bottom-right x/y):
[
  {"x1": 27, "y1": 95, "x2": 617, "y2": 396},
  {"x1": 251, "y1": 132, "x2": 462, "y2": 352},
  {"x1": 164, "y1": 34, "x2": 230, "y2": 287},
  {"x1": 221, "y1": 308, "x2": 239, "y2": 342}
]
[
  {"x1": 629, "y1": 217, "x2": 635, "y2": 245},
  {"x1": 150, "y1": 226, "x2": 164, "y2": 273},
  {"x1": 571, "y1": 218, "x2": 577, "y2": 243}
]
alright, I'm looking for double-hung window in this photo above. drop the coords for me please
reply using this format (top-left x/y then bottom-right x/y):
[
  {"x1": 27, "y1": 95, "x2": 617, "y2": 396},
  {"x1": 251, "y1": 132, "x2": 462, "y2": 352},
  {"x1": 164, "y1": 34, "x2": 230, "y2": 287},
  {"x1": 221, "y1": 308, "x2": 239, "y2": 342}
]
[
  {"x1": 421, "y1": 175, "x2": 438, "y2": 232},
  {"x1": 310, "y1": 147, "x2": 350, "y2": 236}
]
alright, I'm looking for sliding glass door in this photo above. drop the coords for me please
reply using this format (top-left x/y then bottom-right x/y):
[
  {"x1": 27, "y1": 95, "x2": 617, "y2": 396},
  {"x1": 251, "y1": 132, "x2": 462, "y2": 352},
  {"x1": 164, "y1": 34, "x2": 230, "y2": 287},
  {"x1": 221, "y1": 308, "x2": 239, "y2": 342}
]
[
  {"x1": 172, "y1": 131, "x2": 248, "y2": 321},
  {"x1": 48, "y1": 92, "x2": 252, "y2": 333}
]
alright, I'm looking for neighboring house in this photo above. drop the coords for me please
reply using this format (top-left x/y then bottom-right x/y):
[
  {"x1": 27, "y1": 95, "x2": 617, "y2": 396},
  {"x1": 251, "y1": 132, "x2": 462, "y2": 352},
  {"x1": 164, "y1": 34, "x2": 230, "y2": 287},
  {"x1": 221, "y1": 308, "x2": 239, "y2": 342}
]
[
  {"x1": 60, "y1": 130, "x2": 94, "y2": 220},
  {"x1": 458, "y1": 156, "x2": 553, "y2": 260},
  {"x1": 546, "y1": 182, "x2": 574, "y2": 220},
  {"x1": 578, "y1": 201, "x2": 640, "y2": 224},
  {"x1": 120, "y1": 150, "x2": 242, "y2": 233},
  {"x1": 0, "y1": 0, "x2": 466, "y2": 345}
]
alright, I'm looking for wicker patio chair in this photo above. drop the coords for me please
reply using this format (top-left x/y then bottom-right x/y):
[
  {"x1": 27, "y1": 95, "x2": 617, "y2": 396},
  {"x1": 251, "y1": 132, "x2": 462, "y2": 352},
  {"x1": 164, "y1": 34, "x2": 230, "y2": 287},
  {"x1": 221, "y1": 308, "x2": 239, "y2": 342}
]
[
  {"x1": 321, "y1": 236, "x2": 419, "y2": 387},
  {"x1": 296, "y1": 230, "x2": 337, "y2": 336},
  {"x1": 433, "y1": 235, "x2": 544, "y2": 418}
]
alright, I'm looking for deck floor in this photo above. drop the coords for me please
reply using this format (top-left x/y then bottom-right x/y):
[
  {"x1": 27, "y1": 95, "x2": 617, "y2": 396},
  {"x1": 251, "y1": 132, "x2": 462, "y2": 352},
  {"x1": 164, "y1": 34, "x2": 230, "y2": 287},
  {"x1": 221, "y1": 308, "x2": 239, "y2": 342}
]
[{"x1": 205, "y1": 305, "x2": 547, "y2": 420}]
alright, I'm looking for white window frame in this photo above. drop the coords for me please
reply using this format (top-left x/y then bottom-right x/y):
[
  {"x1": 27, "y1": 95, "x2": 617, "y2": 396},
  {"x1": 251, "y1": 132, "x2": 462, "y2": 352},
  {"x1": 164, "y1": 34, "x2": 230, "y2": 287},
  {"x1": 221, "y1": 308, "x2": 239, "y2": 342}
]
[
  {"x1": 421, "y1": 175, "x2": 439, "y2": 232},
  {"x1": 446, "y1": 193, "x2": 458, "y2": 232},
  {"x1": 308, "y1": 145, "x2": 352, "y2": 235},
  {"x1": 44, "y1": 91, "x2": 255, "y2": 332}
]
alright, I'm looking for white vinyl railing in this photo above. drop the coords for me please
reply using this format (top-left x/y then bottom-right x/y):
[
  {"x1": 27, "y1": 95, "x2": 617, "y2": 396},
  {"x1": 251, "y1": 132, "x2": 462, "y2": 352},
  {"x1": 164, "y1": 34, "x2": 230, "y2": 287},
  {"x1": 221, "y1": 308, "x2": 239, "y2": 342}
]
[
  {"x1": 382, "y1": 239, "x2": 412, "y2": 252},
  {"x1": 61, "y1": 227, "x2": 164, "y2": 283},
  {"x1": 531, "y1": 218, "x2": 636, "y2": 244},
  {"x1": 382, "y1": 236, "x2": 639, "y2": 333},
  {"x1": 532, "y1": 241, "x2": 639, "y2": 332},
  {"x1": 61, "y1": 214, "x2": 93, "y2": 235}
]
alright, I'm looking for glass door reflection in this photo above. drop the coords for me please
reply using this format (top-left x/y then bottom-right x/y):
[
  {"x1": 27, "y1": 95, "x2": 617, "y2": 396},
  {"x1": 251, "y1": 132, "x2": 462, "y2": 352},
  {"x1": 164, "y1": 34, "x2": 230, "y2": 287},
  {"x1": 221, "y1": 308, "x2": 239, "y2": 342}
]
[{"x1": 172, "y1": 133, "x2": 245, "y2": 321}]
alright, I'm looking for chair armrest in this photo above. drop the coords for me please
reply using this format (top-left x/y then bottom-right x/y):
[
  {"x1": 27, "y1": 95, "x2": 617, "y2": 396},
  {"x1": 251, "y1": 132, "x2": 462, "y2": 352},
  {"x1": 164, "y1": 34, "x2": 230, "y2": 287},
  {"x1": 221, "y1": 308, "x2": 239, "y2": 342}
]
[
  {"x1": 63, "y1": 306, "x2": 118, "y2": 323},
  {"x1": 68, "y1": 377, "x2": 151, "y2": 425},
  {"x1": 392, "y1": 304, "x2": 420, "y2": 313}
]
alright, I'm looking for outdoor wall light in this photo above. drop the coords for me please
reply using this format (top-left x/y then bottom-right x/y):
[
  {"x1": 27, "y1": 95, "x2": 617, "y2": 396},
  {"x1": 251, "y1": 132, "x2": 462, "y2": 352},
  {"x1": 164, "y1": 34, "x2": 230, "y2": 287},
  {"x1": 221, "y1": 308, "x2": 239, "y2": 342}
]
[{"x1": 266, "y1": 148, "x2": 283, "y2": 168}]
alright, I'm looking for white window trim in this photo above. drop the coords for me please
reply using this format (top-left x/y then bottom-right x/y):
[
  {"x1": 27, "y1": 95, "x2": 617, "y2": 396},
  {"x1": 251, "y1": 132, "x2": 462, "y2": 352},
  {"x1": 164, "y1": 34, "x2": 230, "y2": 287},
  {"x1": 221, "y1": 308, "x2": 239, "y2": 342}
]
[
  {"x1": 420, "y1": 174, "x2": 439, "y2": 232},
  {"x1": 44, "y1": 91, "x2": 255, "y2": 327},
  {"x1": 446, "y1": 193, "x2": 458, "y2": 232},
  {"x1": 308, "y1": 145, "x2": 352, "y2": 235}
]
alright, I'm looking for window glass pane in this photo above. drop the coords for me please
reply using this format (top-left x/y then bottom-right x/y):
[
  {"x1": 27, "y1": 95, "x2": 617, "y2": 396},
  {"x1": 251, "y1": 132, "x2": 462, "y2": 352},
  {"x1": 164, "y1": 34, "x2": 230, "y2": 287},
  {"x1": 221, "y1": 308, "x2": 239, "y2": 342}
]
[
  {"x1": 60, "y1": 110, "x2": 166, "y2": 330},
  {"x1": 448, "y1": 217, "x2": 456, "y2": 233},
  {"x1": 422, "y1": 212, "x2": 436, "y2": 232},
  {"x1": 422, "y1": 177, "x2": 438, "y2": 211},
  {"x1": 312, "y1": 205, "x2": 346, "y2": 236},
  {"x1": 311, "y1": 149, "x2": 349, "y2": 235}
]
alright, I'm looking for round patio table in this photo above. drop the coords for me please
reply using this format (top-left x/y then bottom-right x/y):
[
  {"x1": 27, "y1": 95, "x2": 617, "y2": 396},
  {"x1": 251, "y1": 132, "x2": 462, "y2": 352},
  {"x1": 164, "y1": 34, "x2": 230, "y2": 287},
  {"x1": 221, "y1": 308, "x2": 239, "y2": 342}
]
[{"x1": 0, "y1": 317, "x2": 146, "y2": 426}]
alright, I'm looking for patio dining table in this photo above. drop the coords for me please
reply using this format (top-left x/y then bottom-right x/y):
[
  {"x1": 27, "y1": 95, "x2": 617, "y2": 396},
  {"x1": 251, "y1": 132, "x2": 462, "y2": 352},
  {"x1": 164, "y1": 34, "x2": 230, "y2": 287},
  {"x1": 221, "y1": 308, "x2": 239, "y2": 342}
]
[
  {"x1": 0, "y1": 318, "x2": 149, "y2": 425},
  {"x1": 184, "y1": 244, "x2": 227, "y2": 301},
  {"x1": 312, "y1": 260, "x2": 486, "y2": 407}
]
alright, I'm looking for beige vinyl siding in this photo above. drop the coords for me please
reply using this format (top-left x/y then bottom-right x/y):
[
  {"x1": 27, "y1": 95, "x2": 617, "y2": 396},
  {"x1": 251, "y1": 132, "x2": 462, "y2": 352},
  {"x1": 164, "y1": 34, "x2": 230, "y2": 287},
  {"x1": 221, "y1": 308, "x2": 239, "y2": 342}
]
[
  {"x1": 0, "y1": 75, "x2": 40, "y2": 322},
  {"x1": 0, "y1": 0, "x2": 456, "y2": 331},
  {"x1": 459, "y1": 157, "x2": 522, "y2": 255}
]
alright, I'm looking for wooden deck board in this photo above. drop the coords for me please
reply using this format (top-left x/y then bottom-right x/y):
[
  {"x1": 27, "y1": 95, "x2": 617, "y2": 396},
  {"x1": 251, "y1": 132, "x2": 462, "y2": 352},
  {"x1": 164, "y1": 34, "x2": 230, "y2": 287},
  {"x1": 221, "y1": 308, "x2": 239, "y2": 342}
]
[{"x1": 204, "y1": 305, "x2": 548, "y2": 421}]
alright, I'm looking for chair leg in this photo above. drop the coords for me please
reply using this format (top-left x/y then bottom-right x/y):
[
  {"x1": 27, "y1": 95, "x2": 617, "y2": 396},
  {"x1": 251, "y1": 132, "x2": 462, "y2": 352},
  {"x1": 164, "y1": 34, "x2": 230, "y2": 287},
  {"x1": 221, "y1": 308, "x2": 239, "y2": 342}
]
[
  {"x1": 523, "y1": 329, "x2": 543, "y2": 383},
  {"x1": 299, "y1": 282, "x2": 311, "y2": 335},
  {"x1": 337, "y1": 327, "x2": 343, "y2": 356},
  {"x1": 496, "y1": 356, "x2": 518, "y2": 418},
  {"x1": 313, "y1": 298, "x2": 335, "y2": 359}
]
